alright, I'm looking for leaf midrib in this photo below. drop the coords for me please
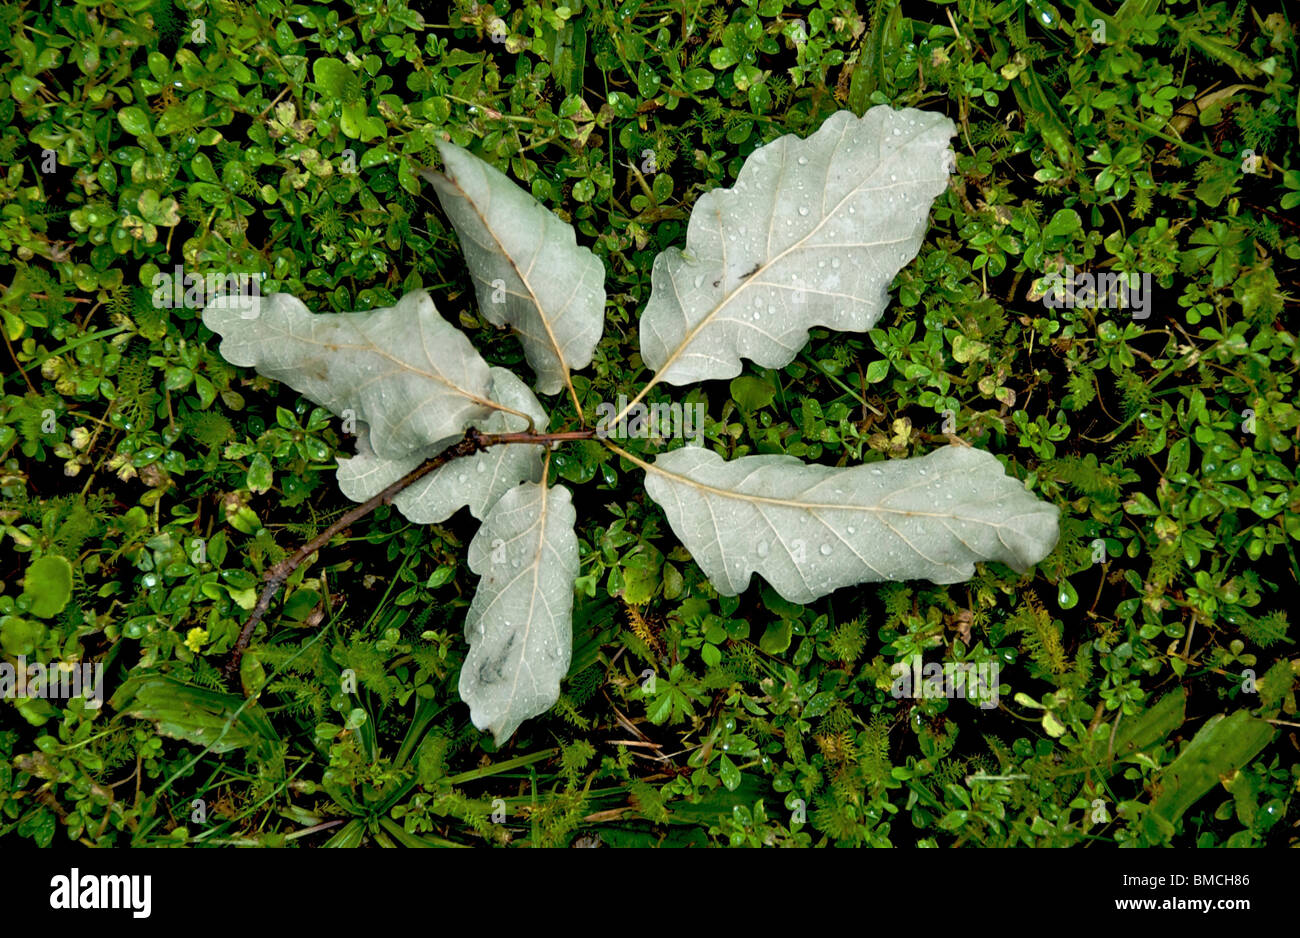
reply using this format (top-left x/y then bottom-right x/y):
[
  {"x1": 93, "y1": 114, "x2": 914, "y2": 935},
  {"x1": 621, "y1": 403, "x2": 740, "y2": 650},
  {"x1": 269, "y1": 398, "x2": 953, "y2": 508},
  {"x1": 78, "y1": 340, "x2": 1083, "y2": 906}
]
[
  {"x1": 629, "y1": 446, "x2": 1044, "y2": 529},
  {"x1": 648, "y1": 119, "x2": 943, "y2": 382},
  {"x1": 436, "y1": 163, "x2": 579, "y2": 402}
]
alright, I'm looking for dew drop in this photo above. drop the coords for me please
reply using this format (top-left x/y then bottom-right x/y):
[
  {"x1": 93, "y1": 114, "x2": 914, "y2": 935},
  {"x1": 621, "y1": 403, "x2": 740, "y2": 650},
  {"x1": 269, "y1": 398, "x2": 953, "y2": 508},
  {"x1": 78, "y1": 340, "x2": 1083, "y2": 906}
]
[
  {"x1": 798, "y1": 206, "x2": 809, "y2": 216},
  {"x1": 820, "y1": 544, "x2": 832, "y2": 556}
]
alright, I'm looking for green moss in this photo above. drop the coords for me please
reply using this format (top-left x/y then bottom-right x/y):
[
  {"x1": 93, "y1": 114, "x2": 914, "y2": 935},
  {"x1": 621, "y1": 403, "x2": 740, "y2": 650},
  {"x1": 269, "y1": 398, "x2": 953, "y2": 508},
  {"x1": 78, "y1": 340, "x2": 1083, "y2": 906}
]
[{"x1": 0, "y1": 0, "x2": 1295, "y2": 850}]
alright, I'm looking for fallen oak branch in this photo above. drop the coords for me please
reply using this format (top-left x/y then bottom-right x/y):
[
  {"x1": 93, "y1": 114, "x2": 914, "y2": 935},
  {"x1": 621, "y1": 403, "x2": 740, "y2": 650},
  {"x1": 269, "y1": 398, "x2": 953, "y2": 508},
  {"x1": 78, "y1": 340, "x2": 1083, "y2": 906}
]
[{"x1": 223, "y1": 424, "x2": 596, "y2": 685}]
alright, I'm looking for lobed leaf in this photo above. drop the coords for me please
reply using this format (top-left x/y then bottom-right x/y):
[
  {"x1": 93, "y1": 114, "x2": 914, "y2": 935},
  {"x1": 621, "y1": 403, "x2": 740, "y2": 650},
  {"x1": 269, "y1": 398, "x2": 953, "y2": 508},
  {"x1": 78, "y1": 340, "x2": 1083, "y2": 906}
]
[
  {"x1": 460, "y1": 480, "x2": 579, "y2": 743},
  {"x1": 640, "y1": 444, "x2": 1060, "y2": 604},
  {"x1": 424, "y1": 142, "x2": 606, "y2": 400},
  {"x1": 638, "y1": 106, "x2": 955, "y2": 386},
  {"x1": 203, "y1": 290, "x2": 505, "y2": 459}
]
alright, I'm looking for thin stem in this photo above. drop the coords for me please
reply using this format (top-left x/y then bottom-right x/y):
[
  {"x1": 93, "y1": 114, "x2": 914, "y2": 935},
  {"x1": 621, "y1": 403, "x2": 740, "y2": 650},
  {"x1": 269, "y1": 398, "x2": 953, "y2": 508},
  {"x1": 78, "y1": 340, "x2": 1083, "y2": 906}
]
[
  {"x1": 610, "y1": 379, "x2": 656, "y2": 429},
  {"x1": 490, "y1": 429, "x2": 594, "y2": 445},
  {"x1": 1113, "y1": 112, "x2": 1238, "y2": 168},
  {"x1": 804, "y1": 352, "x2": 884, "y2": 416},
  {"x1": 2, "y1": 327, "x2": 35, "y2": 394},
  {"x1": 223, "y1": 425, "x2": 595, "y2": 682},
  {"x1": 4, "y1": 326, "x2": 127, "y2": 387},
  {"x1": 445, "y1": 95, "x2": 542, "y2": 123},
  {"x1": 602, "y1": 440, "x2": 653, "y2": 472}
]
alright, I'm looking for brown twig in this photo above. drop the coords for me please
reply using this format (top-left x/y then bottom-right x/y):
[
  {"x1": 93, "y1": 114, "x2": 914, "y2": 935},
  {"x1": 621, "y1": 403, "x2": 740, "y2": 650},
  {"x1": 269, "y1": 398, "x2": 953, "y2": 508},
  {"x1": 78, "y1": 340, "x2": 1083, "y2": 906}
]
[{"x1": 223, "y1": 424, "x2": 595, "y2": 684}]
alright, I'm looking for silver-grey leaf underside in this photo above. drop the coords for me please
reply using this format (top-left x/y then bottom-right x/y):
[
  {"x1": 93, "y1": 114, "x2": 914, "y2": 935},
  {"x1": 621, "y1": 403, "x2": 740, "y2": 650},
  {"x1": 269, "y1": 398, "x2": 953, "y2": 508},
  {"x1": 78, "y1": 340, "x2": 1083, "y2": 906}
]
[
  {"x1": 460, "y1": 481, "x2": 579, "y2": 744},
  {"x1": 203, "y1": 290, "x2": 500, "y2": 459},
  {"x1": 425, "y1": 142, "x2": 605, "y2": 398},
  {"x1": 336, "y1": 367, "x2": 549, "y2": 523},
  {"x1": 639, "y1": 106, "x2": 956, "y2": 386},
  {"x1": 642, "y1": 444, "x2": 1060, "y2": 604}
]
